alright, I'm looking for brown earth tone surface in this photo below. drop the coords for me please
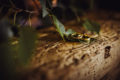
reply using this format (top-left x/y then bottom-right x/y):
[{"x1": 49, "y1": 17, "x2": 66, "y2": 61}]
[{"x1": 21, "y1": 11, "x2": 120, "y2": 80}]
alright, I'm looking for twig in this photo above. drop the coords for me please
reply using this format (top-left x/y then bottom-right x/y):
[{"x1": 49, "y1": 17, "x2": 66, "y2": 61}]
[
  {"x1": 0, "y1": 4, "x2": 38, "y2": 14},
  {"x1": 13, "y1": 11, "x2": 17, "y2": 25}
]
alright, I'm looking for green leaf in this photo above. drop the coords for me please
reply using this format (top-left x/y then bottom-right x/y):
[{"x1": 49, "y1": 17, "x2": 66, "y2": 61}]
[
  {"x1": 18, "y1": 26, "x2": 37, "y2": 65},
  {"x1": 39, "y1": 0, "x2": 49, "y2": 18},
  {"x1": 52, "y1": 15, "x2": 66, "y2": 41},
  {"x1": 65, "y1": 29, "x2": 76, "y2": 37},
  {"x1": 83, "y1": 19, "x2": 100, "y2": 34}
]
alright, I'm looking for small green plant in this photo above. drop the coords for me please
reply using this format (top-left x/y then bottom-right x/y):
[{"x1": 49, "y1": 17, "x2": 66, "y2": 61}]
[{"x1": 39, "y1": 0, "x2": 100, "y2": 42}]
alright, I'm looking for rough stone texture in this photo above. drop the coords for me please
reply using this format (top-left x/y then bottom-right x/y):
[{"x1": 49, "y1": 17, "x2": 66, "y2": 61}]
[{"x1": 22, "y1": 13, "x2": 120, "y2": 80}]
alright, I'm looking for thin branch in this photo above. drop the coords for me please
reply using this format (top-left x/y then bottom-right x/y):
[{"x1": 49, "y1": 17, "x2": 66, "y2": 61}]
[
  {"x1": 14, "y1": 11, "x2": 17, "y2": 25},
  {"x1": 0, "y1": 4, "x2": 38, "y2": 14}
]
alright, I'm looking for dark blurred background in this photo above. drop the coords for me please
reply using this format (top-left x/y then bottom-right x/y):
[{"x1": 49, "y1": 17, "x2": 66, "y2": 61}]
[
  {"x1": 0, "y1": 0, "x2": 120, "y2": 21},
  {"x1": 1, "y1": 0, "x2": 120, "y2": 11},
  {"x1": 1, "y1": 0, "x2": 120, "y2": 22}
]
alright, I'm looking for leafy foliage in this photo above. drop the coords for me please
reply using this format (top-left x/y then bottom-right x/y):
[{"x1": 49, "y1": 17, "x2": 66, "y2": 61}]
[
  {"x1": 39, "y1": 0, "x2": 49, "y2": 18},
  {"x1": 18, "y1": 26, "x2": 37, "y2": 65},
  {"x1": 38, "y1": 0, "x2": 98, "y2": 42},
  {"x1": 83, "y1": 19, "x2": 100, "y2": 34},
  {"x1": 51, "y1": 15, "x2": 95, "y2": 43},
  {"x1": 52, "y1": 15, "x2": 66, "y2": 41},
  {"x1": 65, "y1": 29, "x2": 76, "y2": 37}
]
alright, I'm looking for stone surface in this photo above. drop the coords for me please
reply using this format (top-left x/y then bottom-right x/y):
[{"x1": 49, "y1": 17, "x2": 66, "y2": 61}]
[{"x1": 22, "y1": 14, "x2": 120, "y2": 80}]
